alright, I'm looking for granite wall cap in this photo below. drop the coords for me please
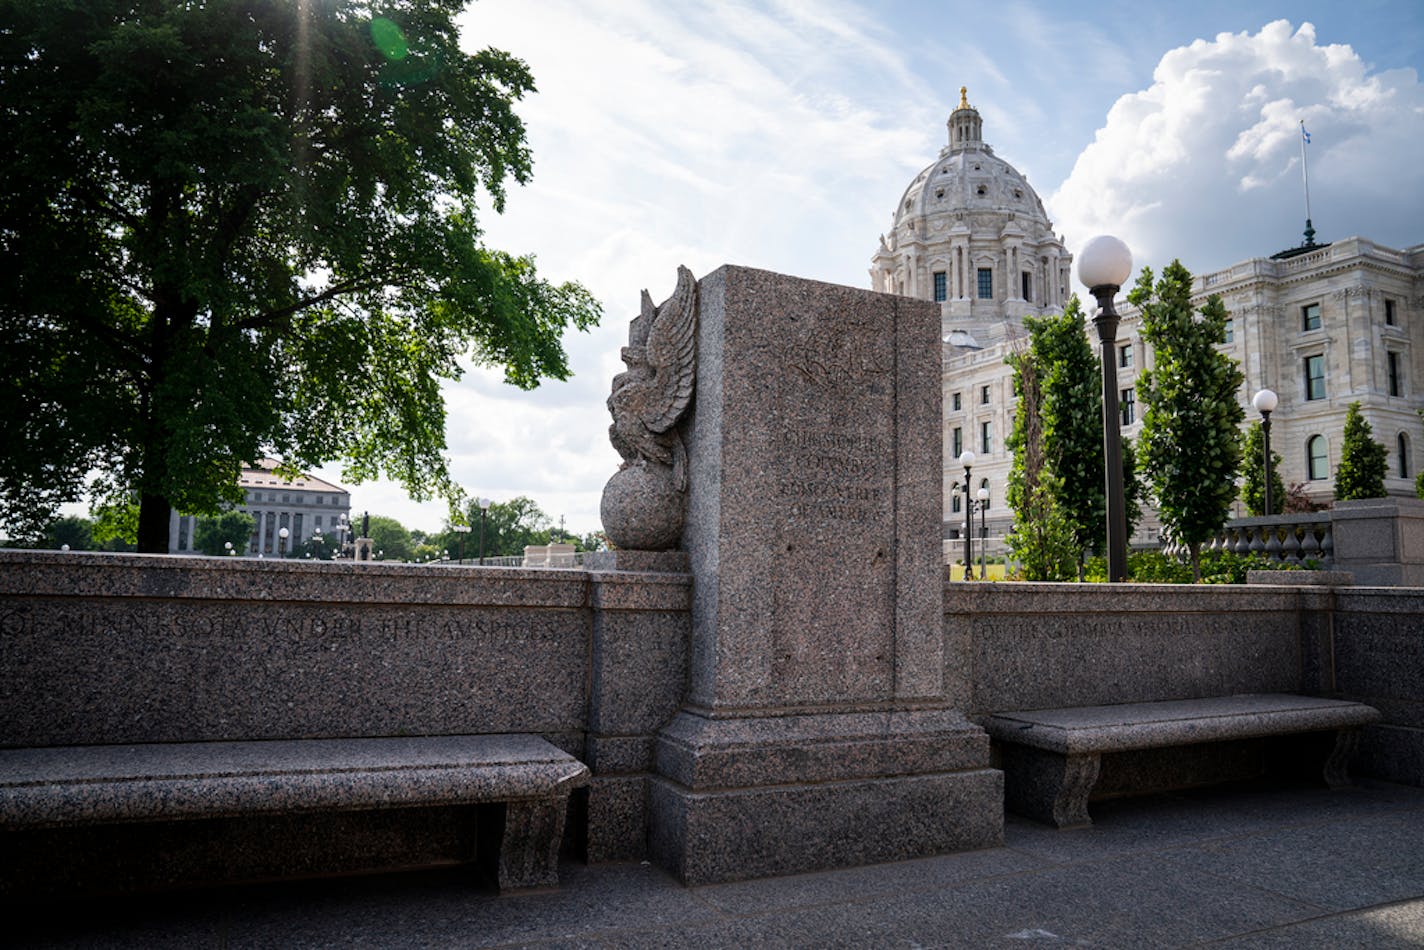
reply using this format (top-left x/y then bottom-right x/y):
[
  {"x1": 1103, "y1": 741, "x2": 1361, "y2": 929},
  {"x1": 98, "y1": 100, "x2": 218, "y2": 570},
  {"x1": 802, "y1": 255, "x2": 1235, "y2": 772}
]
[{"x1": 1247, "y1": 570, "x2": 1355, "y2": 586}]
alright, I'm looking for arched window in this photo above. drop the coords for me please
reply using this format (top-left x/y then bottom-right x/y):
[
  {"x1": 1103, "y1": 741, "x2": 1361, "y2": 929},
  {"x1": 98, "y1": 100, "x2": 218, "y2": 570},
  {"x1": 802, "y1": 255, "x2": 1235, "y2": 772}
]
[
  {"x1": 951, "y1": 492, "x2": 962, "y2": 513},
  {"x1": 1307, "y1": 435, "x2": 1328, "y2": 481},
  {"x1": 1399, "y1": 433, "x2": 1411, "y2": 478}
]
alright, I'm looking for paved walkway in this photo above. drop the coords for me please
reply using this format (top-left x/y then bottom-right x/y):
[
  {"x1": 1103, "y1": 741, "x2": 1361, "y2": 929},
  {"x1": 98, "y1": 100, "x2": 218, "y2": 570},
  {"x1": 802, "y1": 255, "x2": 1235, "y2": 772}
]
[{"x1": 13, "y1": 778, "x2": 1424, "y2": 948}]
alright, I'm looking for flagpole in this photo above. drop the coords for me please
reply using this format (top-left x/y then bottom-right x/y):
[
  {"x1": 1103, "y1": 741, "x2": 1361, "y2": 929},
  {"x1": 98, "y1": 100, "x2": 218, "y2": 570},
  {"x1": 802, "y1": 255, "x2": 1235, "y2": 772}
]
[{"x1": 1299, "y1": 120, "x2": 1315, "y2": 247}]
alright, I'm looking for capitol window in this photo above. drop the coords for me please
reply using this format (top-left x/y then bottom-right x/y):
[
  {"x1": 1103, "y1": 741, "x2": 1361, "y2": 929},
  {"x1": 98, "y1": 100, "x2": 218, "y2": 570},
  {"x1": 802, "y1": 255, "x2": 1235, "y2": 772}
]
[
  {"x1": 980, "y1": 385, "x2": 990, "y2": 405},
  {"x1": 1120, "y1": 388, "x2": 1135, "y2": 425},
  {"x1": 1118, "y1": 344, "x2": 1132, "y2": 368},
  {"x1": 1385, "y1": 299, "x2": 1397, "y2": 326},
  {"x1": 1400, "y1": 434, "x2": 1411, "y2": 478},
  {"x1": 976, "y1": 268, "x2": 992, "y2": 300},
  {"x1": 1302, "y1": 302, "x2": 1321, "y2": 331},
  {"x1": 952, "y1": 426, "x2": 963, "y2": 457},
  {"x1": 980, "y1": 420, "x2": 992, "y2": 454},
  {"x1": 933, "y1": 271, "x2": 947, "y2": 302},
  {"x1": 1307, "y1": 436, "x2": 1328, "y2": 480},
  {"x1": 952, "y1": 392, "x2": 962, "y2": 411},
  {"x1": 1021, "y1": 271, "x2": 1032, "y2": 302},
  {"x1": 1304, "y1": 354, "x2": 1325, "y2": 401},
  {"x1": 1388, "y1": 351, "x2": 1402, "y2": 396},
  {"x1": 1224, "y1": 318, "x2": 1234, "y2": 343}
]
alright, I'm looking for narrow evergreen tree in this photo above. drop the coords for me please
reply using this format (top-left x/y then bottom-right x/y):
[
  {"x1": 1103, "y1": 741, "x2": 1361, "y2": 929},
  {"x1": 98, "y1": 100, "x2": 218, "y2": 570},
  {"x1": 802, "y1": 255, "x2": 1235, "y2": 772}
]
[
  {"x1": 1335, "y1": 402, "x2": 1389, "y2": 500},
  {"x1": 1240, "y1": 422, "x2": 1286, "y2": 515},
  {"x1": 1130, "y1": 261, "x2": 1245, "y2": 581},
  {"x1": 1005, "y1": 339, "x2": 1079, "y2": 580},
  {"x1": 1030, "y1": 298, "x2": 1109, "y2": 561}
]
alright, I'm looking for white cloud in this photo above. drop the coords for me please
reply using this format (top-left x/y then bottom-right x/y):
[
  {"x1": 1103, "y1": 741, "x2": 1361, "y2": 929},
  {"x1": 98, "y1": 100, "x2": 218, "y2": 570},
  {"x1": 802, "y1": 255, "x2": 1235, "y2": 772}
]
[{"x1": 1048, "y1": 19, "x2": 1424, "y2": 286}]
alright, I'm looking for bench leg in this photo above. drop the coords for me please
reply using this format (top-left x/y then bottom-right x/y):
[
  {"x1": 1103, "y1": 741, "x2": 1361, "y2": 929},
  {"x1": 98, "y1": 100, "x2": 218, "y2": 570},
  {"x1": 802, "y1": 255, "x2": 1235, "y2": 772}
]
[
  {"x1": 1000, "y1": 746, "x2": 1101, "y2": 829},
  {"x1": 1323, "y1": 728, "x2": 1361, "y2": 789},
  {"x1": 494, "y1": 797, "x2": 567, "y2": 892}
]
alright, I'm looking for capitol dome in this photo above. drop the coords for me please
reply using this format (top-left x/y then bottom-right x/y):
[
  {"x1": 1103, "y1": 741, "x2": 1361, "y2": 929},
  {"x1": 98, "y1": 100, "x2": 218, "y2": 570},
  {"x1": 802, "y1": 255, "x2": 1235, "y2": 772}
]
[{"x1": 871, "y1": 89, "x2": 1072, "y2": 345}]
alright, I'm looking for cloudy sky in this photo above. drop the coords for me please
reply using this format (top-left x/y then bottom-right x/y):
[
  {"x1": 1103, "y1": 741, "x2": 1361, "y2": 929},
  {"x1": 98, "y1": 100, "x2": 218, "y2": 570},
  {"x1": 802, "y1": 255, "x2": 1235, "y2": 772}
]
[{"x1": 326, "y1": 0, "x2": 1424, "y2": 536}]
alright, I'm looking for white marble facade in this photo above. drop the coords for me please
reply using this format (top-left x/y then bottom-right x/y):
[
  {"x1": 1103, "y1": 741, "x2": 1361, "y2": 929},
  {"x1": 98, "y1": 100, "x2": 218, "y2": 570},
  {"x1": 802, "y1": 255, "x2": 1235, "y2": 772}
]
[
  {"x1": 874, "y1": 91, "x2": 1424, "y2": 542},
  {"x1": 167, "y1": 459, "x2": 351, "y2": 555}
]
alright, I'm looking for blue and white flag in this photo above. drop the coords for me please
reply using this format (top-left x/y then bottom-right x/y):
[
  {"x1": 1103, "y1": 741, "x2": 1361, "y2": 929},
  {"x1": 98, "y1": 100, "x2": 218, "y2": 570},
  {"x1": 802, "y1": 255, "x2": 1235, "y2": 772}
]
[{"x1": 1301, "y1": 124, "x2": 1311, "y2": 144}]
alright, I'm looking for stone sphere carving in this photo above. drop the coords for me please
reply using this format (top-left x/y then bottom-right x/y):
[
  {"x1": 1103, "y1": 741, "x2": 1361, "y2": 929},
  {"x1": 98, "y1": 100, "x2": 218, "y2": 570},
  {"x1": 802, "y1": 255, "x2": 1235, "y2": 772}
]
[{"x1": 600, "y1": 463, "x2": 684, "y2": 551}]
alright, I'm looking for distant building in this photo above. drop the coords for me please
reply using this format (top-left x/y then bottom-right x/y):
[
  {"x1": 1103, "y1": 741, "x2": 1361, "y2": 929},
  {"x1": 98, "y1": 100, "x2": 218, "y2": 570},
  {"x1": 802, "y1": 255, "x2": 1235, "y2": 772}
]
[
  {"x1": 167, "y1": 460, "x2": 351, "y2": 555},
  {"x1": 874, "y1": 91, "x2": 1424, "y2": 543}
]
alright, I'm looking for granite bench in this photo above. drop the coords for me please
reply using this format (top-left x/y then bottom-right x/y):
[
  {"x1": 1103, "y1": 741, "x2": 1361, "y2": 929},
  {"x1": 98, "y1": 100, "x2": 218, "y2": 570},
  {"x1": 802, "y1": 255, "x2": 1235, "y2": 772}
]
[
  {"x1": 0, "y1": 733, "x2": 590, "y2": 893},
  {"x1": 983, "y1": 694, "x2": 1382, "y2": 829}
]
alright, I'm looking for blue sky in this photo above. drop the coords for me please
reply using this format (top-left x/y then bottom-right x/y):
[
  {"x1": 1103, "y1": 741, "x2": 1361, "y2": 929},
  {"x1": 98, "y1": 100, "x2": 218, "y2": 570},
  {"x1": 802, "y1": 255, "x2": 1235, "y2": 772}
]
[{"x1": 321, "y1": 0, "x2": 1424, "y2": 536}]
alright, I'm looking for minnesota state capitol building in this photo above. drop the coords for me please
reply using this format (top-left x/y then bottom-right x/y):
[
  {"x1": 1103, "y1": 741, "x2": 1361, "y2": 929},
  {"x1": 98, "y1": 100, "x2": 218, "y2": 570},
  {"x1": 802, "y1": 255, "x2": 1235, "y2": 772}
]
[{"x1": 873, "y1": 90, "x2": 1424, "y2": 545}]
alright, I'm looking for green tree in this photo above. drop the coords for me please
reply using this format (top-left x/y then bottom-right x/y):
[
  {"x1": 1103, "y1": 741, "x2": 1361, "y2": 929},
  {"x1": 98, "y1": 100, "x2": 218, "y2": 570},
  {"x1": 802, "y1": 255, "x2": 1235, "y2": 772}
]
[
  {"x1": 0, "y1": 0, "x2": 600, "y2": 552},
  {"x1": 1335, "y1": 402, "x2": 1388, "y2": 500},
  {"x1": 1130, "y1": 261, "x2": 1245, "y2": 581},
  {"x1": 1240, "y1": 422, "x2": 1286, "y2": 516},
  {"x1": 91, "y1": 496, "x2": 140, "y2": 551},
  {"x1": 45, "y1": 516, "x2": 96, "y2": 551},
  {"x1": 1005, "y1": 297, "x2": 1140, "y2": 575},
  {"x1": 1027, "y1": 298, "x2": 1109, "y2": 561},
  {"x1": 1004, "y1": 341, "x2": 1080, "y2": 580},
  {"x1": 193, "y1": 511, "x2": 256, "y2": 556},
  {"x1": 365, "y1": 515, "x2": 413, "y2": 562},
  {"x1": 1122, "y1": 437, "x2": 1144, "y2": 541},
  {"x1": 444, "y1": 496, "x2": 551, "y2": 560}
]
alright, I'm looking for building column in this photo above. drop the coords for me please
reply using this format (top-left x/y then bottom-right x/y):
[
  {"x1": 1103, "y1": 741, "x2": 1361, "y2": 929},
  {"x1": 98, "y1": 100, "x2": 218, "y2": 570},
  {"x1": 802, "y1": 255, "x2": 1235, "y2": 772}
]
[
  {"x1": 254, "y1": 510, "x2": 265, "y2": 554},
  {"x1": 168, "y1": 510, "x2": 180, "y2": 553}
]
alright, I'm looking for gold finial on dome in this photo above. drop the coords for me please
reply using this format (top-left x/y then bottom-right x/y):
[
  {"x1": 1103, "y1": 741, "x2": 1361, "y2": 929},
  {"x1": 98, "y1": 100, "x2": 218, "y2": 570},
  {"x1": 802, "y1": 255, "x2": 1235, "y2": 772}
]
[{"x1": 958, "y1": 86, "x2": 969, "y2": 110}]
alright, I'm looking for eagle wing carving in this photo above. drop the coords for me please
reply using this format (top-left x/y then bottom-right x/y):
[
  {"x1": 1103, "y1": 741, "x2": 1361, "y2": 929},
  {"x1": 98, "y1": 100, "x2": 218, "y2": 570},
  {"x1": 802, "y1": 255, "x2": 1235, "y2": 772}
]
[{"x1": 607, "y1": 265, "x2": 699, "y2": 491}]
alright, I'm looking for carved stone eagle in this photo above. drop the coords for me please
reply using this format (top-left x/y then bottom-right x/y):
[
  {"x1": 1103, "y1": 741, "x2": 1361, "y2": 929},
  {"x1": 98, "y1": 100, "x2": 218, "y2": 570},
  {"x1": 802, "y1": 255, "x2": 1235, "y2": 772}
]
[{"x1": 606, "y1": 265, "x2": 698, "y2": 491}]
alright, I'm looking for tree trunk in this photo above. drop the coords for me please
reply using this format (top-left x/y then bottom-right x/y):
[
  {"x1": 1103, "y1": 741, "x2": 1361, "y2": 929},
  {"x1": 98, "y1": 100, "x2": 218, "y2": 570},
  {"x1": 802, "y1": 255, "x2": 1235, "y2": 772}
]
[
  {"x1": 1189, "y1": 541, "x2": 1202, "y2": 583},
  {"x1": 136, "y1": 492, "x2": 172, "y2": 554}
]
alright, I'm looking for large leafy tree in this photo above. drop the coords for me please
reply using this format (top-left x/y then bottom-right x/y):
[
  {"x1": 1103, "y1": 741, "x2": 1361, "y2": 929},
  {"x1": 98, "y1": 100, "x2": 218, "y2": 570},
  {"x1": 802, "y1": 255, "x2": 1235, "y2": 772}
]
[
  {"x1": 0, "y1": 0, "x2": 600, "y2": 551},
  {"x1": 1240, "y1": 421, "x2": 1286, "y2": 516},
  {"x1": 1131, "y1": 261, "x2": 1244, "y2": 580},
  {"x1": 1335, "y1": 402, "x2": 1388, "y2": 500}
]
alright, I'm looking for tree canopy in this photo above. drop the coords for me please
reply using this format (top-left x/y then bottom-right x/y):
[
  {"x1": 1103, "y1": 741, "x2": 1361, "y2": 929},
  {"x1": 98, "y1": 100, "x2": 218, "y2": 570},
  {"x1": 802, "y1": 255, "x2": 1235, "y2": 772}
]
[
  {"x1": 0, "y1": 0, "x2": 600, "y2": 550},
  {"x1": 1130, "y1": 261, "x2": 1244, "y2": 579}
]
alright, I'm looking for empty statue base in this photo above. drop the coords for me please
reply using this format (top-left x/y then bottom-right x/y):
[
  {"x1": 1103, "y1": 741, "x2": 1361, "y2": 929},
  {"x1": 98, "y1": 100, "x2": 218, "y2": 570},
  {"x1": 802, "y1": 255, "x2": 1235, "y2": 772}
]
[{"x1": 648, "y1": 709, "x2": 1003, "y2": 884}]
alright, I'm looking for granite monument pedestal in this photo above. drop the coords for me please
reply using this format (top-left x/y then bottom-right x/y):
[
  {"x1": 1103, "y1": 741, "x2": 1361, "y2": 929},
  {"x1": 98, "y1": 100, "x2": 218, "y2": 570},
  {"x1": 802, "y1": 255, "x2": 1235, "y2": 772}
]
[{"x1": 645, "y1": 266, "x2": 1002, "y2": 884}]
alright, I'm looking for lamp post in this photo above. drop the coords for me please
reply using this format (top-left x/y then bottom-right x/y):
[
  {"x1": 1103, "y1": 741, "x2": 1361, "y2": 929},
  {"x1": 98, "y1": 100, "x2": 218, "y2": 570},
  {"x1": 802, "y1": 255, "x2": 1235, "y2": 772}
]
[
  {"x1": 1252, "y1": 388, "x2": 1279, "y2": 515},
  {"x1": 958, "y1": 450, "x2": 975, "y2": 580},
  {"x1": 224, "y1": 541, "x2": 234, "y2": 557},
  {"x1": 976, "y1": 486, "x2": 989, "y2": 579},
  {"x1": 477, "y1": 497, "x2": 491, "y2": 565},
  {"x1": 278, "y1": 526, "x2": 289, "y2": 558},
  {"x1": 452, "y1": 524, "x2": 471, "y2": 563},
  {"x1": 1079, "y1": 235, "x2": 1134, "y2": 583}
]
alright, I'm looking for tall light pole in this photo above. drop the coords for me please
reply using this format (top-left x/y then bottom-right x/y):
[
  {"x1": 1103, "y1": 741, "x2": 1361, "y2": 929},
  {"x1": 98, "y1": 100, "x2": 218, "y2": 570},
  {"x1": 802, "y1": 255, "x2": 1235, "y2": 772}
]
[
  {"x1": 959, "y1": 450, "x2": 975, "y2": 581},
  {"x1": 976, "y1": 486, "x2": 989, "y2": 579},
  {"x1": 1253, "y1": 388, "x2": 1279, "y2": 515},
  {"x1": 477, "y1": 497, "x2": 492, "y2": 565},
  {"x1": 1079, "y1": 235, "x2": 1134, "y2": 583},
  {"x1": 452, "y1": 523, "x2": 471, "y2": 563},
  {"x1": 278, "y1": 526, "x2": 289, "y2": 558}
]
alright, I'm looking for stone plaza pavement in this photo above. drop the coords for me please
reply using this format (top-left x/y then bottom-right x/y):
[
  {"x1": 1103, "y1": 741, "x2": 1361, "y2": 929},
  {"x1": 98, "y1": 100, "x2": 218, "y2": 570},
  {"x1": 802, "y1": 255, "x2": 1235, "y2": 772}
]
[{"x1": 12, "y1": 777, "x2": 1424, "y2": 949}]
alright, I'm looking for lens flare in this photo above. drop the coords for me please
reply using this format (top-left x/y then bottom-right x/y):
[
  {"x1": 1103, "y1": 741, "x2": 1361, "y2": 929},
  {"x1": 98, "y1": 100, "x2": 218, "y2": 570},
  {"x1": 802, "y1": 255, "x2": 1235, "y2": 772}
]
[{"x1": 369, "y1": 17, "x2": 408, "y2": 61}]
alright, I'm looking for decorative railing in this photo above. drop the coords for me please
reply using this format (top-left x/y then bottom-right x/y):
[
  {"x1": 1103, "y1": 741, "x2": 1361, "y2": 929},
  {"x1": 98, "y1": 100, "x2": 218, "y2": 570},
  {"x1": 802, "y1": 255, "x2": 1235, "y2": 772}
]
[{"x1": 1165, "y1": 513, "x2": 1333, "y2": 567}]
